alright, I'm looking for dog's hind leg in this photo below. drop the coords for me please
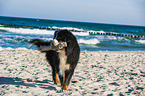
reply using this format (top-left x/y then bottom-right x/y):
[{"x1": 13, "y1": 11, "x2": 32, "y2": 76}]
[{"x1": 52, "y1": 68, "x2": 60, "y2": 84}]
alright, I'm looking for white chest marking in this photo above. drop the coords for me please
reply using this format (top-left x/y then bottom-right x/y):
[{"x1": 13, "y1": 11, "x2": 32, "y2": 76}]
[{"x1": 58, "y1": 48, "x2": 70, "y2": 75}]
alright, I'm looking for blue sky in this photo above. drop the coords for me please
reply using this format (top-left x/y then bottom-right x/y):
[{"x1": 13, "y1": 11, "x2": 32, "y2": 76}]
[{"x1": 0, "y1": 0, "x2": 145, "y2": 26}]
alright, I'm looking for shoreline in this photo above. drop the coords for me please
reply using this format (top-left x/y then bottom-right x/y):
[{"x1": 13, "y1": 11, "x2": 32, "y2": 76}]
[{"x1": 0, "y1": 50, "x2": 145, "y2": 95}]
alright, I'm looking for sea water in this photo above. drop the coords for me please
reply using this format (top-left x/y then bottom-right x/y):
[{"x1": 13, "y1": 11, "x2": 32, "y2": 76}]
[{"x1": 0, "y1": 16, "x2": 145, "y2": 51}]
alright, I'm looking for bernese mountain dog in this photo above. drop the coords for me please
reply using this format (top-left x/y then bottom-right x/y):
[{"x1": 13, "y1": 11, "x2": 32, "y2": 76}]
[{"x1": 30, "y1": 30, "x2": 80, "y2": 90}]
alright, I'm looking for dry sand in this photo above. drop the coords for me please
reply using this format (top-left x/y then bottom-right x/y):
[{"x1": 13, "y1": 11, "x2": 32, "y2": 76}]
[{"x1": 0, "y1": 50, "x2": 145, "y2": 96}]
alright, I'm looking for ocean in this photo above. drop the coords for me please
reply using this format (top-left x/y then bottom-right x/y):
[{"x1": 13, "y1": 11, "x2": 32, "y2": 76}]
[{"x1": 0, "y1": 16, "x2": 145, "y2": 51}]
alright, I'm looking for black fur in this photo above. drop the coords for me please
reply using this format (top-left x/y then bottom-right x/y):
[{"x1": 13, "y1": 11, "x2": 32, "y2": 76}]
[
  {"x1": 30, "y1": 30, "x2": 80, "y2": 90},
  {"x1": 54, "y1": 30, "x2": 80, "y2": 86}
]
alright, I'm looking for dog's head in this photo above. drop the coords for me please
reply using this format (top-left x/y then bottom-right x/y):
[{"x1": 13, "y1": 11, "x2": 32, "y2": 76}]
[{"x1": 53, "y1": 30, "x2": 75, "y2": 43}]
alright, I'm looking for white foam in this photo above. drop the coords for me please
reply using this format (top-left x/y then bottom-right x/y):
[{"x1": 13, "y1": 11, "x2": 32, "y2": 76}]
[
  {"x1": 0, "y1": 27, "x2": 55, "y2": 35},
  {"x1": 0, "y1": 26, "x2": 89, "y2": 36},
  {"x1": 51, "y1": 26, "x2": 88, "y2": 36},
  {"x1": 16, "y1": 47, "x2": 28, "y2": 50},
  {"x1": 78, "y1": 38, "x2": 100, "y2": 45},
  {"x1": 72, "y1": 32, "x2": 89, "y2": 36},
  {"x1": 135, "y1": 40, "x2": 145, "y2": 44}
]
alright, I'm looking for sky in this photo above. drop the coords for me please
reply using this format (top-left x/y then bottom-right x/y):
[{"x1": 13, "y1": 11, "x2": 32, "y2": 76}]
[{"x1": 0, "y1": 0, "x2": 145, "y2": 26}]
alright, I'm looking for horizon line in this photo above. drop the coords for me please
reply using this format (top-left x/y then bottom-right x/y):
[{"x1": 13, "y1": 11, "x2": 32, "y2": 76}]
[{"x1": 0, "y1": 15, "x2": 145, "y2": 27}]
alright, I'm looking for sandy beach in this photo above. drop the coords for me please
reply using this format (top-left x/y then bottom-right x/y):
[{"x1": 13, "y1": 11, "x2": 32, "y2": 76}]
[{"x1": 0, "y1": 50, "x2": 145, "y2": 96}]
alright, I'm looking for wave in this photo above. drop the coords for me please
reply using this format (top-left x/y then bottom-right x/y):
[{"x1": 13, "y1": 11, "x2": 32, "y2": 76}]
[
  {"x1": 0, "y1": 24, "x2": 144, "y2": 38},
  {"x1": 0, "y1": 26, "x2": 89, "y2": 36},
  {"x1": 0, "y1": 24, "x2": 85, "y2": 32},
  {"x1": 135, "y1": 40, "x2": 145, "y2": 44},
  {"x1": 72, "y1": 32, "x2": 89, "y2": 36},
  {"x1": 0, "y1": 27, "x2": 55, "y2": 35},
  {"x1": 78, "y1": 38, "x2": 100, "y2": 45},
  {"x1": 0, "y1": 39, "x2": 100, "y2": 51},
  {"x1": 51, "y1": 26, "x2": 84, "y2": 32}
]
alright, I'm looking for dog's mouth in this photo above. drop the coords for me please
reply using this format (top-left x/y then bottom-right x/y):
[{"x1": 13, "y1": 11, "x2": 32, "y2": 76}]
[
  {"x1": 58, "y1": 41, "x2": 62, "y2": 43},
  {"x1": 53, "y1": 39, "x2": 64, "y2": 45}
]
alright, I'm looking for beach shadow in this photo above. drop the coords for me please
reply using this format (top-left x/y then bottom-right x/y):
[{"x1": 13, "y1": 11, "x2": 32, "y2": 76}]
[
  {"x1": 0, "y1": 77, "x2": 57, "y2": 91},
  {"x1": 33, "y1": 79, "x2": 57, "y2": 90},
  {"x1": 0, "y1": 77, "x2": 35, "y2": 87}
]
